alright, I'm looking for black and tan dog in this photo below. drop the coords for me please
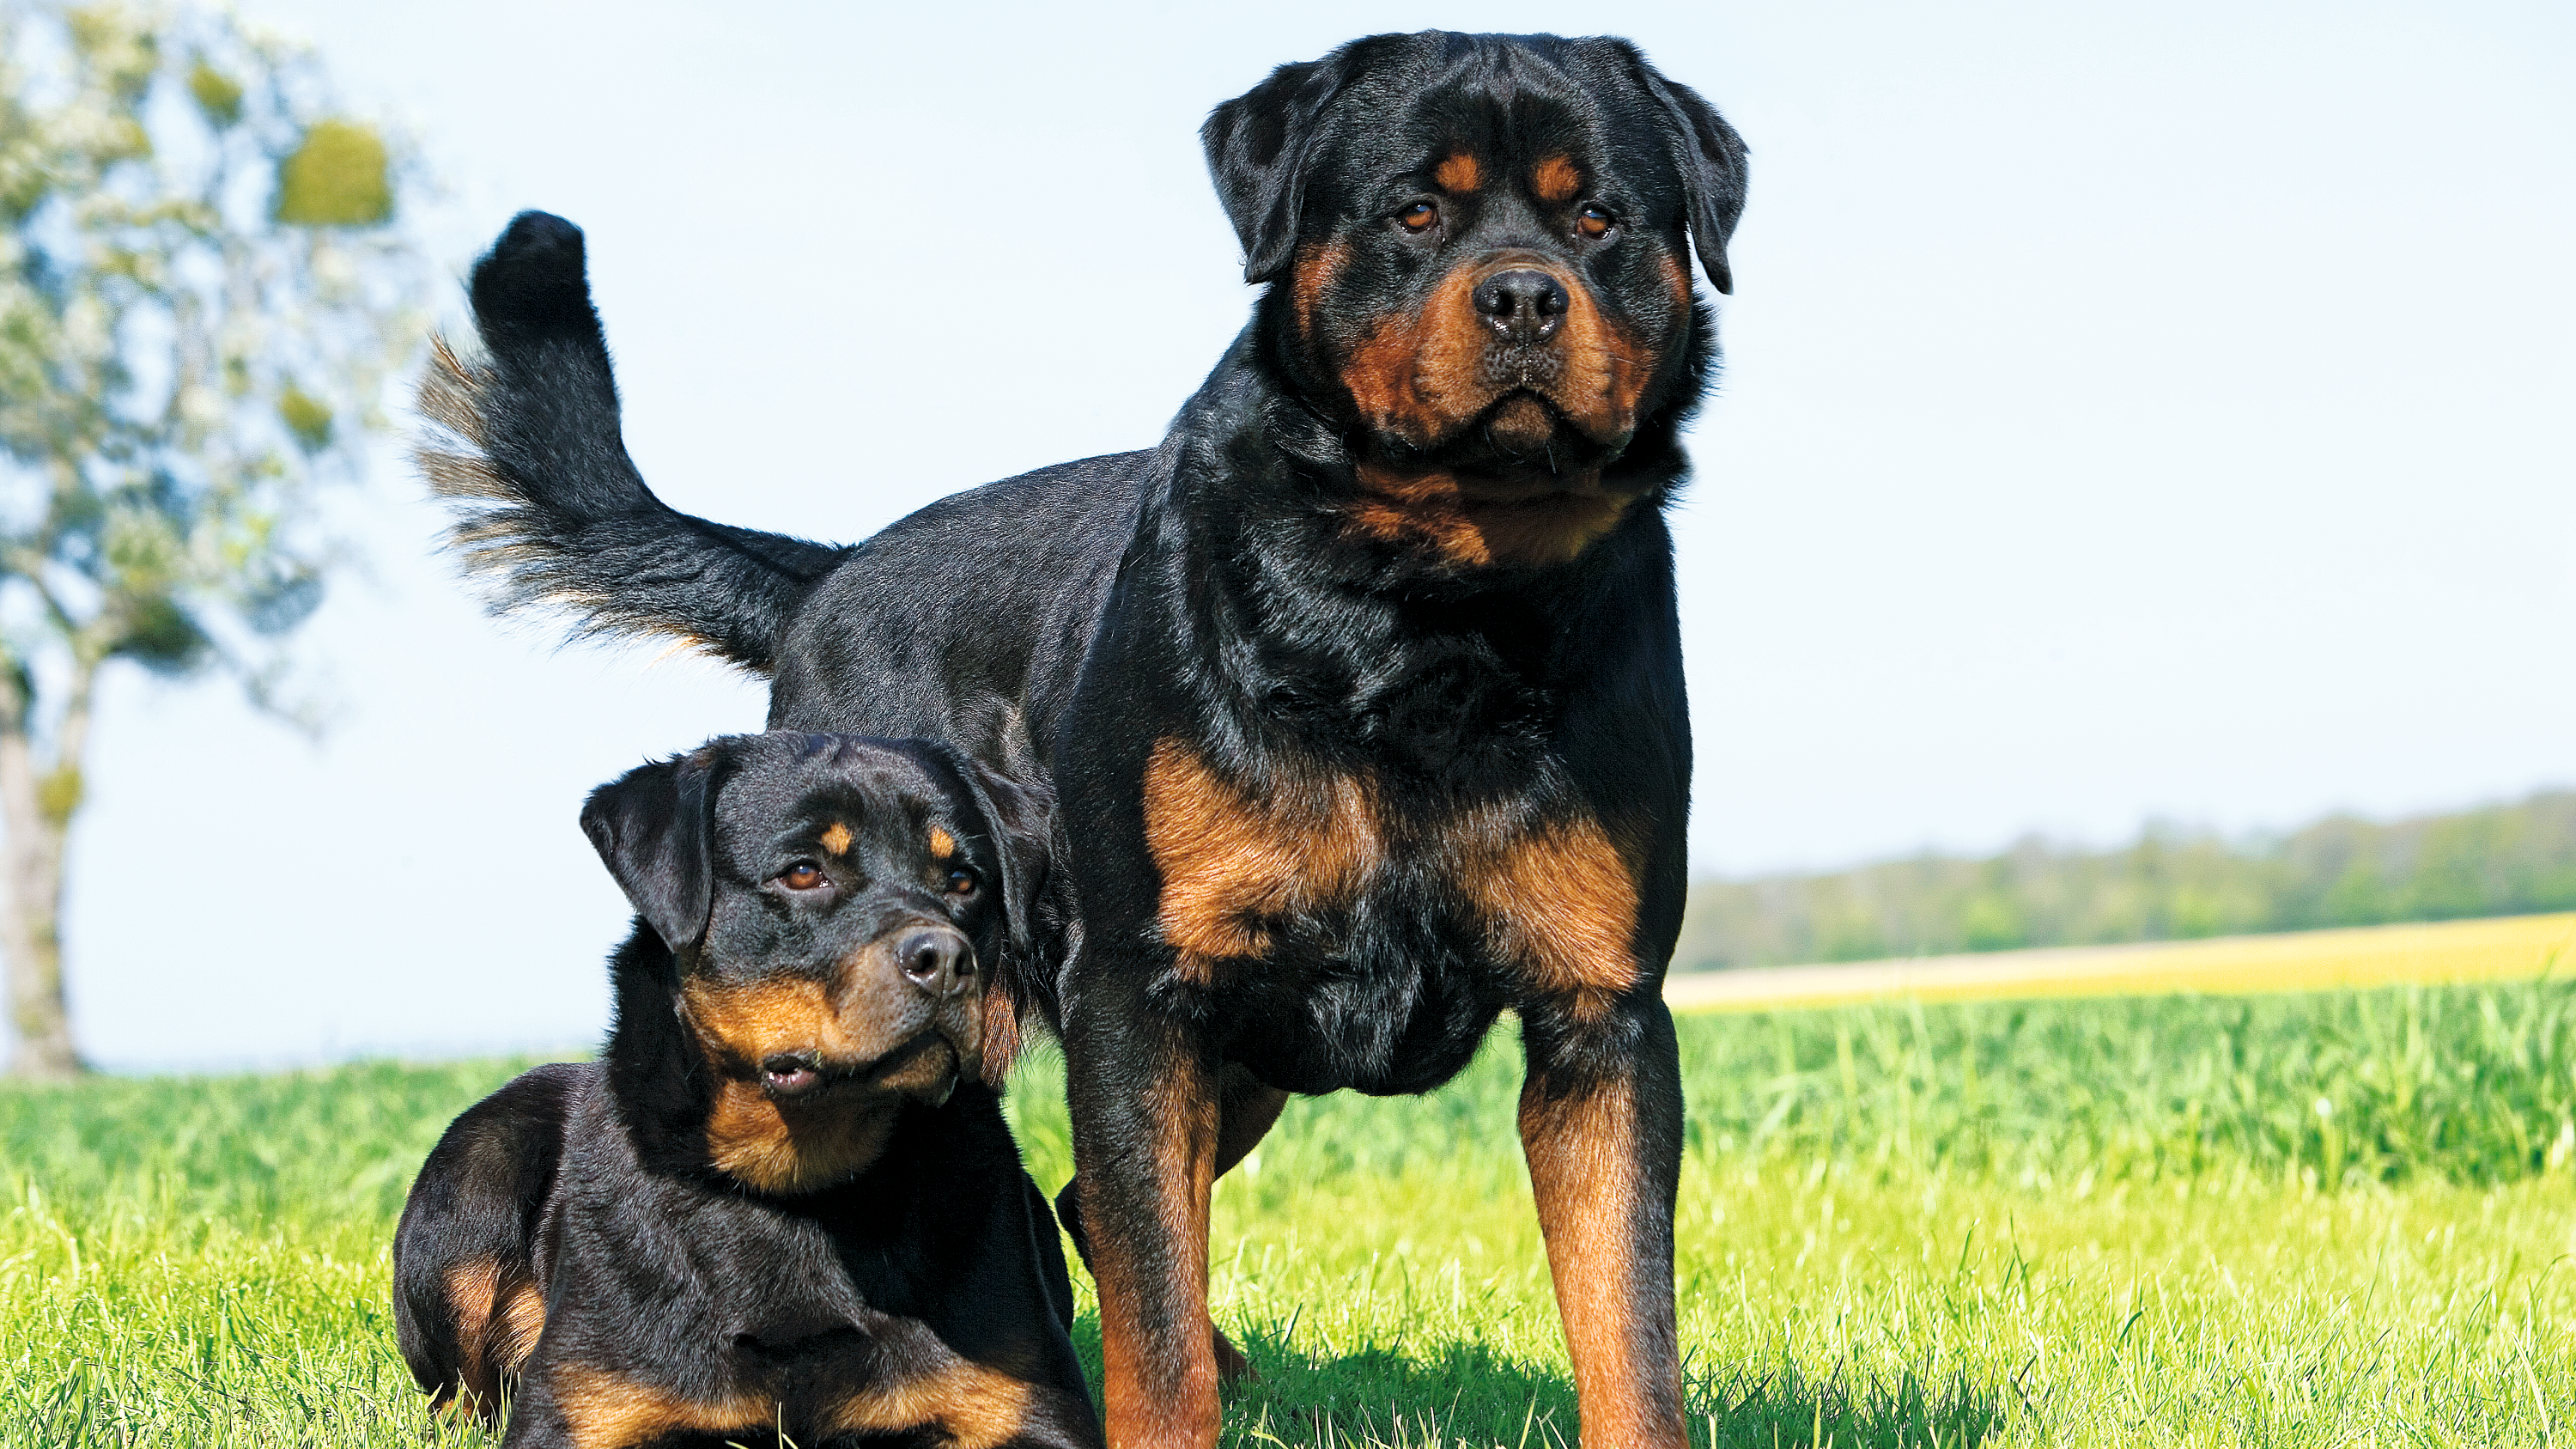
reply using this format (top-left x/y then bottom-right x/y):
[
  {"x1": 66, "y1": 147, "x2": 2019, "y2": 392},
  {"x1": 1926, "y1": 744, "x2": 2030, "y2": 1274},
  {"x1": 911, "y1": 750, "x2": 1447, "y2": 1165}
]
[
  {"x1": 420, "y1": 30, "x2": 1745, "y2": 1448},
  {"x1": 392, "y1": 732, "x2": 1101, "y2": 1448}
]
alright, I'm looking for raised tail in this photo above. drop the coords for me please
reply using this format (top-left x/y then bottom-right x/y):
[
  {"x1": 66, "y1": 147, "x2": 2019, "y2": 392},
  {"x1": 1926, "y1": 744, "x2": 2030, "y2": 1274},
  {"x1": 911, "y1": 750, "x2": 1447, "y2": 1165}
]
[{"x1": 416, "y1": 211, "x2": 851, "y2": 673}]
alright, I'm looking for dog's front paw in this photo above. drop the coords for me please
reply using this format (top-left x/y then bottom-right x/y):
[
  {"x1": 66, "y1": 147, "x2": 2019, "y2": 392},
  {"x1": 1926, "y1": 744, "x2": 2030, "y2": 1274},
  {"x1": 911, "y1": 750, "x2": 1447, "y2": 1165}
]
[{"x1": 470, "y1": 210, "x2": 598, "y2": 340}]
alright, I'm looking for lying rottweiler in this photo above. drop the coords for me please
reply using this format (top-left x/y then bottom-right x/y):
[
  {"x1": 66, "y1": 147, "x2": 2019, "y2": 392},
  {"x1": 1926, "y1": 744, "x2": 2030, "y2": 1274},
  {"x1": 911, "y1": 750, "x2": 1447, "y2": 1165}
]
[
  {"x1": 392, "y1": 732, "x2": 1101, "y2": 1449},
  {"x1": 418, "y1": 30, "x2": 1745, "y2": 1448}
]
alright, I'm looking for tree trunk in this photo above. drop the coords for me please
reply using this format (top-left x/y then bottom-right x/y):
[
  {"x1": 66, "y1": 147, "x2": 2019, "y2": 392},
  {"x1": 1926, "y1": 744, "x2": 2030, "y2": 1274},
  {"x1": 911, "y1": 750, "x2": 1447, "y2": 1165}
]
[{"x1": 0, "y1": 663, "x2": 84, "y2": 1079}]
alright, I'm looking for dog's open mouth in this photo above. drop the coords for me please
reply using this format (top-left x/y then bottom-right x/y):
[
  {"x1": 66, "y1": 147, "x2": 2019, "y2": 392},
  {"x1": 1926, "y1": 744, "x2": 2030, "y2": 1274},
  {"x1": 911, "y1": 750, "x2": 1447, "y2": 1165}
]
[{"x1": 758, "y1": 1032, "x2": 956, "y2": 1103}]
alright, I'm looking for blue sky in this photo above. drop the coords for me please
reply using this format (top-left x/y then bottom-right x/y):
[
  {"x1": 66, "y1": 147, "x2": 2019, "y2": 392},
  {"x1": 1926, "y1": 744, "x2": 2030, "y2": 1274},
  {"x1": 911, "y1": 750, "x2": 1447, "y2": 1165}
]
[{"x1": 64, "y1": 0, "x2": 2576, "y2": 1068}]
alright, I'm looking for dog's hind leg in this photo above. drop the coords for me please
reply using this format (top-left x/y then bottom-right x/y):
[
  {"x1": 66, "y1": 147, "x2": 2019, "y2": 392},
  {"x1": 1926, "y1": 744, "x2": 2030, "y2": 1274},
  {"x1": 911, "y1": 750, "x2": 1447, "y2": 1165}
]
[{"x1": 392, "y1": 1063, "x2": 580, "y2": 1425}]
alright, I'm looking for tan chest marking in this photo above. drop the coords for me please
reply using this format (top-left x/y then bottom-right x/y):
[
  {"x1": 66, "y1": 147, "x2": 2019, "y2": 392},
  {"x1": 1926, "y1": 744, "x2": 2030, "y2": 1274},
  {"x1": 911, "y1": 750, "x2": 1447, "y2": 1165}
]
[
  {"x1": 1461, "y1": 815, "x2": 1640, "y2": 1016},
  {"x1": 699, "y1": 1076, "x2": 898, "y2": 1196},
  {"x1": 1344, "y1": 465, "x2": 1631, "y2": 569},
  {"x1": 1142, "y1": 740, "x2": 1381, "y2": 977},
  {"x1": 1142, "y1": 738, "x2": 1637, "y2": 1011}
]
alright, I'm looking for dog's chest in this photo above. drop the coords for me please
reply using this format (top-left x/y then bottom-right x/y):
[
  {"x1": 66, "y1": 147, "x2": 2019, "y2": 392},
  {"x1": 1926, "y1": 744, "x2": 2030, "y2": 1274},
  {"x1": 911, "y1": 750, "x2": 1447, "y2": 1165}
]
[{"x1": 1140, "y1": 738, "x2": 1638, "y2": 1010}]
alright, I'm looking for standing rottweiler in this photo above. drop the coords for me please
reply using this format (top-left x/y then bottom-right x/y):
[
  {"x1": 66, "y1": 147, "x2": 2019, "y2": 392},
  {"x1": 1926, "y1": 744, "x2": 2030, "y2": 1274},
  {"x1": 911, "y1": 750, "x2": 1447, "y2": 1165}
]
[
  {"x1": 393, "y1": 734, "x2": 1100, "y2": 1448},
  {"x1": 419, "y1": 31, "x2": 1745, "y2": 1448}
]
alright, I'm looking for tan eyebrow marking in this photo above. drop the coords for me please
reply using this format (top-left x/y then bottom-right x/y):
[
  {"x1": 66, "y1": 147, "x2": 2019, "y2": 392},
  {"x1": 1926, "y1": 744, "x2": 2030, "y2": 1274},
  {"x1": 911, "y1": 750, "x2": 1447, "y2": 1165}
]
[
  {"x1": 818, "y1": 823, "x2": 854, "y2": 855},
  {"x1": 1531, "y1": 154, "x2": 1581, "y2": 203},
  {"x1": 1434, "y1": 153, "x2": 1481, "y2": 192},
  {"x1": 928, "y1": 825, "x2": 957, "y2": 858}
]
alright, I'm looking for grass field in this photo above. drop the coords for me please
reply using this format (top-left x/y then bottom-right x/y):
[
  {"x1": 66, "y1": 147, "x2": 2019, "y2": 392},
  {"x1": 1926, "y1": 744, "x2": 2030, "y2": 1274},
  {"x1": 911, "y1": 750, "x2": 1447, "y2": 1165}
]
[{"x1": 5, "y1": 973, "x2": 2575, "y2": 1446}]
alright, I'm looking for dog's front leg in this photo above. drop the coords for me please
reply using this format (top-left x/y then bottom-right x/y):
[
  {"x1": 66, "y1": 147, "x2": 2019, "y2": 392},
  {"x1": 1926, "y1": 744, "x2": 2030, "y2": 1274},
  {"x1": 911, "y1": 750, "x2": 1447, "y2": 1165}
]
[
  {"x1": 1519, "y1": 994, "x2": 1688, "y2": 1448},
  {"x1": 1064, "y1": 1002, "x2": 1224, "y2": 1448}
]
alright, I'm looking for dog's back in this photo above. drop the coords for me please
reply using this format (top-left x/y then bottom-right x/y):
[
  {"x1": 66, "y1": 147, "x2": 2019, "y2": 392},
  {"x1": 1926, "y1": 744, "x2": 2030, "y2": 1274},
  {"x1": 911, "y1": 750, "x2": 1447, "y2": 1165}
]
[{"x1": 392, "y1": 1060, "x2": 586, "y2": 1418}]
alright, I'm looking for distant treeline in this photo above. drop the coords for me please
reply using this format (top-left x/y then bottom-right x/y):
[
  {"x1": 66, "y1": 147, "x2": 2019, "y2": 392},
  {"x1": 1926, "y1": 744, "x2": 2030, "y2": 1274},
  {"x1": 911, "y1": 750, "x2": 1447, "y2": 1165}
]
[{"x1": 1676, "y1": 790, "x2": 2576, "y2": 971}]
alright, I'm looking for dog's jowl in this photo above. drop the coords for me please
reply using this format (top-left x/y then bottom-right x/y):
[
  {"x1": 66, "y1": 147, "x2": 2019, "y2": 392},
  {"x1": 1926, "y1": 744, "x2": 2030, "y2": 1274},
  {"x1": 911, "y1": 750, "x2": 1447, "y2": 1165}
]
[
  {"x1": 420, "y1": 31, "x2": 1745, "y2": 1449},
  {"x1": 392, "y1": 733, "x2": 1099, "y2": 1449}
]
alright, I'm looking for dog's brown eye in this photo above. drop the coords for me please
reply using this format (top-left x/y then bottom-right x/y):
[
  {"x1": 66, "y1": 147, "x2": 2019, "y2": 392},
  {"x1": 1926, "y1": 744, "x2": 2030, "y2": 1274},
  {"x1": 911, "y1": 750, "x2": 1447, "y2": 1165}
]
[
  {"x1": 945, "y1": 868, "x2": 979, "y2": 896},
  {"x1": 1575, "y1": 205, "x2": 1614, "y2": 240},
  {"x1": 1397, "y1": 201, "x2": 1439, "y2": 234},
  {"x1": 781, "y1": 861, "x2": 827, "y2": 892}
]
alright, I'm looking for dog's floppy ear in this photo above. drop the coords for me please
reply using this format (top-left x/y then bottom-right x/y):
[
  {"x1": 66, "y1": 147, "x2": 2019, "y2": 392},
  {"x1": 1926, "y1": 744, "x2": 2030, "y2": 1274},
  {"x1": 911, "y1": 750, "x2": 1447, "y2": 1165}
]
[
  {"x1": 580, "y1": 744, "x2": 724, "y2": 957},
  {"x1": 951, "y1": 756, "x2": 1054, "y2": 971},
  {"x1": 1619, "y1": 47, "x2": 1749, "y2": 295},
  {"x1": 939, "y1": 749, "x2": 1054, "y2": 1087},
  {"x1": 1202, "y1": 44, "x2": 1370, "y2": 285}
]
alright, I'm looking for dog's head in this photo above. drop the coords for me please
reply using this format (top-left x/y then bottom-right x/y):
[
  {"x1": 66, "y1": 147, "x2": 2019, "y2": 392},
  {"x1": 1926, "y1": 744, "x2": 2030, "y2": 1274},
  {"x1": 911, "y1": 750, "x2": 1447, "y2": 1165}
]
[
  {"x1": 1207, "y1": 32, "x2": 1746, "y2": 569},
  {"x1": 582, "y1": 733, "x2": 1050, "y2": 1195}
]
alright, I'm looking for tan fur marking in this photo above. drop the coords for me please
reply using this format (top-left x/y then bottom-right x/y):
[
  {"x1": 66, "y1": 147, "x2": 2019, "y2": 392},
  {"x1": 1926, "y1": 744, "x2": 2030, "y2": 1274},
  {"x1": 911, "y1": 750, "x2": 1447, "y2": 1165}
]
[
  {"x1": 1434, "y1": 152, "x2": 1482, "y2": 192},
  {"x1": 641, "y1": 633, "x2": 720, "y2": 668},
  {"x1": 823, "y1": 1360, "x2": 1036, "y2": 1448},
  {"x1": 439, "y1": 1258, "x2": 503, "y2": 1415},
  {"x1": 1465, "y1": 816, "x2": 1639, "y2": 1017},
  {"x1": 1291, "y1": 239, "x2": 1349, "y2": 341},
  {"x1": 551, "y1": 1364, "x2": 769, "y2": 1449},
  {"x1": 1091, "y1": 1060, "x2": 1223, "y2": 1446},
  {"x1": 1520, "y1": 1075, "x2": 1683, "y2": 1446},
  {"x1": 701, "y1": 1075, "x2": 901, "y2": 1195},
  {"x1": 495, "y1": 1278, "x2": 547, "y2": 1374},
  {"x1": 681, "y1": 977, "x2": 931, "y2": 1193},
  {"x1": 1531, "y1": 153, "x2": 1583, "y2": 203},
  {"x1": 684, "y1": 977, "x2": 850, "y2": 1063},
  {"x1": 1340, "y1": 264, "x2": 1488, "y2": 447},
  {"x1": 1338, "y1": 253, "x2": 1658, "y2": 452},
  {"x1": 416, "y1": 335, "x2": 493, "y2": 450},
  {"x1": 444, "y1": 1257, "x2": 499, "y2": 1338},
  {"x1": 1552, "y1": 271, "x2": 1658, "y2": 441},
  {"x1": 927, "y1": 825, "x2": 956, "y2": 858},
  {"x1": 433, "y1": 1258, "x2": 545, "y2": 1420},
  {"x1": 1141, "y1": 739, "x2": 1380, "y2": 978},
  {"x1": 1342, "y1": 466, "x2": 1631, "y2": 569},
  {"x1": 819, "y1": 822, "x2": 854, "y2": 855}
]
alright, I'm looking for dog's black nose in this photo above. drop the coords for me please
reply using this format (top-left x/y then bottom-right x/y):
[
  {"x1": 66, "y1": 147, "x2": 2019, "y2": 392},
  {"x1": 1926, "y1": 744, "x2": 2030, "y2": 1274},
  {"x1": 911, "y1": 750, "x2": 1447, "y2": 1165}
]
[
  {"x1": 1473, "y1": 269, "x2": 1568, "y2": 343},
  {"x1": 895, "y1": 928, "x2": 974, "y2": 999}
]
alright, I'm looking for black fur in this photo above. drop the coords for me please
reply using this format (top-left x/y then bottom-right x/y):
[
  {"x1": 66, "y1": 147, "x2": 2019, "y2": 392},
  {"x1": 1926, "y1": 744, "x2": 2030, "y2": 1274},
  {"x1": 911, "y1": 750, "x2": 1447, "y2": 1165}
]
[
  {"x1": 423, "y1": 31, "x2": 1744, "y2": 1446},
  {"x1": 392, "y1": 733, "x2": 1097, "y2": 1448},
  {"x1": 419, "y1": 212, "x2": 854, "y2": 670}
]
